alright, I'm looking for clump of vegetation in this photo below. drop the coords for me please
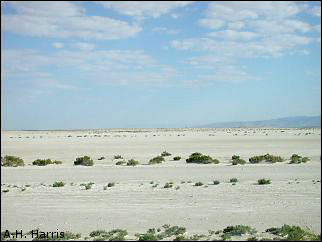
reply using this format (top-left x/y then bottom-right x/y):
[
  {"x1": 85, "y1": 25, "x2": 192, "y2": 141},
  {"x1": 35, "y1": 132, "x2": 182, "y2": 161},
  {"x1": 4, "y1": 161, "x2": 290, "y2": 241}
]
[
  {"x1": 173, "y1": 156, "x2": 181, "y2": 161},
  {"x1": 231, "y1": 155, "x2": 247, "y2": 165},
  {"x1": 107, "y1": 182, "x2": 115, "y2": 187},
  {"x1": 164, "y1": 182, "x2": 173, "y2": 188},
  {"x1": 149, "y1": 156, "x2": 165, "y2": 164},
  {"x1": 1, "y1": 155, "x2": 24, "y2": 167},
  {"x1": 32, "y1": 159, "x2": 53, "y2": 166},
  {"x1": 157, "y1": 225, "x2": 186, "y2": 240},
  {"x1": 266, "y1": 224, "x2": 320, "y2": 241},
  {"x1": 98, "y1": 157, "x2": 105, "y2": 160},
  {"x1": 114, "y1": 155, "x2": 123, "y2": 159},
  {"x1": 194, "y1": 182, "x2": 204, "y2": 186},
  {"x1": 249, "y1": 154, "x2": 284, "y2": 163},
  {"x1": 213, "y1": 180, "x2": 220, "y2": 185},
  {"x1": 81, "y1": 182, "x2": 94, "y2": 190},
  {"x1": 230, "y1": 178, "x2": 238, "y2": 183},
  {"x1": 161, "y1": 151, "x2": 172, "y2": 157},
  {"x1": 257, "y1": 179, "x2": 271, "y2": 185},
  {"x1": 127, "y1": 159, "x2": 139, "y2": 166},
  {"x1": 52, "y1": 181, "x2": 65, "y2": 187},
  {"x1": 2, "y1": 189, "x2": 9, "y2": 193},
  {"x1": 289, "y1": 154, "x2": 310, "y2": 164},
  {"x1": 74, "y1": 156, "x2": 94, "y2": 166},
  {"x1": 186, "y1": 152, "x2": 220, "y2": 164},
  {"x1": 223, "y1": 225, "x2": 257, "y2": 236},
  {"x1": 116, "y1": 160, "x2": 126, "y2": 165},
  {"x1": 90, "y1": 229, "x2": 127, "y2": 241},
  {"x1": 52, "y1": 160, "x2": 63, "y2": 165}
]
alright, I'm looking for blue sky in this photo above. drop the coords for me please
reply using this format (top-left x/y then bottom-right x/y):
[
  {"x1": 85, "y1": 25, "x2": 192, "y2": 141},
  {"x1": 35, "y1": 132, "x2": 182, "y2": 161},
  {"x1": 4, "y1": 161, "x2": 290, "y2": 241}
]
[{"x1": 1, "y1": 1, "x2": 321, "y2": 129}]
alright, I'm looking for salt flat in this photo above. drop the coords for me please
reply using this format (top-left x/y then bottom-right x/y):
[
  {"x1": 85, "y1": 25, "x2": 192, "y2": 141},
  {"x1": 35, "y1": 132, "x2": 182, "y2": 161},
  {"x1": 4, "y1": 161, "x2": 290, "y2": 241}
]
[{"x1": 1, "y1": 128, "x2": 321, "y2": 238}]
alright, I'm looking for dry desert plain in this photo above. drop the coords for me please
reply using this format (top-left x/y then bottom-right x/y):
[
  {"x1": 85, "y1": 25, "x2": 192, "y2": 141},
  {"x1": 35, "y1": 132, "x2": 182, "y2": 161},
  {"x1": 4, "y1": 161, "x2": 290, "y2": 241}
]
[{"x1": 1, "y1": 128, "x2": 321, "y2": 240}]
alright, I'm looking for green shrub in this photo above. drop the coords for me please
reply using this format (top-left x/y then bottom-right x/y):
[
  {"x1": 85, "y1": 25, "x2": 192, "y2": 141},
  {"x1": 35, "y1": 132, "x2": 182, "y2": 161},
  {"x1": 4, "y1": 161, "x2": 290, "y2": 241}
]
[
  {"x1": 266, "y1": 224, "x2": 320, "y2": 241},
  {"x1": 232, "y1": 155, "x2": 240, "y2": 160},
  {"x1": 52, "y1": 181, "x2": 65, "y2": 187},
  {"x1": 290, "y1": 154, "x2": 310, "y2": 164},
  {"x1": 194, "y1": 182, "x2": 203, "y2": 186},
  {"x1": 74, "y1": 156, "x2": 94, "y2": 166},
  {"x1": 249, "y1": 154, "x2": 284, "y2": 164},
  {"x1": 138, "y1": 233, "x2": 158, "y2": 241},
  {"x1": 2, "y1": 189, "x2": 9, "y2": 193},
  {"x1": 164, "y1": 182, "x2": 173, "y2": 188},
  {"x1": 98, "y1": 157, "x2": 105, "y2": 160},
  {"x1": 114, "y1": 155, "x2": 123, "y2": 159},
  {"x1": 157, "y1": 225, "x2": 186, "y2": 240},
  {"x1": 223, "y1": 225, "x2": 257, "y2": 236},
  {"x1": 107, "y1": 182, "x2": 115, "y2": 187},
  {"x1": 257, "y1": 179, "x2": 271, "y2": 185},
  {"x1": 231, "y1": 155, "x2": 247, "y2": 165},
  {"x1": 82, "y1": 182, "x2": 94, "y2": 190},
  {"x1": 90, "y1": 229, "x2": 127, "y2": 241},
  {"x1": 230, "y1": 178, "x2": 238, "y2": 183},
  {"x1": 1, "y1": 155, "x2": 24, "y2": 167},
  {"x1": 149, "y1": 156, "x2": 165, "y2": 164},
  {"x1": 213, "y1": 180, "x2": 220, "y2": 185},
  {"x1": 32, "y1": 159, "x2": 52, "y2": 166},
  {"x1": 186, "y1": 153, "x2": 220, "y2": 164},
  {"x1": 173, "y1": 156, "x2": 181, "y2": 161},
  {"x1": 127, "y1": 159, "x2": 139, "y2": 166},
  {"x1": 52, "y1": 160, "x2": 63, "y2": 165},
  {"x1": 116, "y1": 161, "x2": 126, "y2": 165},
  {"x1": 161, "y1": 151, "x2": 172, "y2": 157}
]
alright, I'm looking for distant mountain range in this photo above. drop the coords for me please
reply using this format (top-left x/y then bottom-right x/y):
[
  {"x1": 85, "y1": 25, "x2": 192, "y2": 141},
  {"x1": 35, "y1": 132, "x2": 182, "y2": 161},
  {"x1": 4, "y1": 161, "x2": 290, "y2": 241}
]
[{"x1": 195, "y1": 116, "x2": 321, "y2": 128}]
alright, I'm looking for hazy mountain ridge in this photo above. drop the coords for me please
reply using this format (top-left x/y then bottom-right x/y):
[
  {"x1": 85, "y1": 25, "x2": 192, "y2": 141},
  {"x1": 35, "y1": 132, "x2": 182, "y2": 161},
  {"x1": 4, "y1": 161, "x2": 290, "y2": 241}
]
[{"x1": 196, "y1": 116, "x2": 321, "y2": 128}]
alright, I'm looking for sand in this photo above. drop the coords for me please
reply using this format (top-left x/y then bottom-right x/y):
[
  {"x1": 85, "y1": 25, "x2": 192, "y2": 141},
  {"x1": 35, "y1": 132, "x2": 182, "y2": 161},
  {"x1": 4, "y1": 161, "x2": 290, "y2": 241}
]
[{"x1": 1, "y1": 128, "x2": 321, "y2": 239}]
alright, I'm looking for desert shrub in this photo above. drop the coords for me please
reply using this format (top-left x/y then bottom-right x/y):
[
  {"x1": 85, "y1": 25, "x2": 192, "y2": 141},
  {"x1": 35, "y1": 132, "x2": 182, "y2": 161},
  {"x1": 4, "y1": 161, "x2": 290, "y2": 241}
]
[
  {"x1": 249, "y1": 154, "x2": 284, "y2": 164},
  {"x1": 194, "y1": 182, "x2": 203, "y2": 186},
  {"x1": 74, "y1": 156, "x2": 93, "y2": 166},
  {"x1": 60, "y1": 231, "x2": 81, "y2": 240},
  {"x1": 266, "y1": 224, "x2": 320, "y2": 241},
  {"x1": 213, "y1": 180, "x2": 220, "y2": 185},
  {"x1": 2, "y1": 189, "x2": 9, "y2": 193},
  {"x1": 173, "y1": 156, "x2": 181, "y2": 161},
  {"x1": 114, "y1": 155, "x2": 123, "y2": 159},
  {"x1": 164, "y1": 182, "x2": 173, "y2": 188},
  {"x1": 1, "y1": 155, "x2": 24, "y2": 167},
  {"x1": 149, "y1": 156, "x2": 165, "y2": 164},
  {"x1": 138, "y1": 232, "x2": 158, "y2": 241},
  {"x1": 116, "y1": 161, "x2": 126, "y2": 165},
  {"x1": 90, "y1": 230, "x2": 107, "y2": 237},
  {"x1": 157, "y1": 225, "x2": 186, "y2": 240},
  {"x1": 52, "y1": 181, "x2": 65, "y2": 187},
  {"x1": 186, "y1": 153, "x2": 220, "y2": 164},
  {"x1": 107, "y1": 182, "x2": 115, "y2": 187},
  {"x1": 127, "y1": 159, "x2": 139, "y2": 166},
  {"x1": 82, "y1": 182, "x2": 94, "y2": 190},
  {"x1": 247, "y1": 237, "x2": 258, "y2": 241},
  {"x1": 230, "y1": 178, "x2": 238, "y2": 183},
  {"x1": 290, "y1": 154, "x2": 310, "y2": 164},
  {"x1": 52, "y1": 160, "x2": 63, "y2": 165},
  {"x1": 223, "y1": 225, "x2": 257, "y2": 236},
  {"x1": 231, "y1": 155, "x2": 247, "y2": 165},
  {"x1": 98, "y1": 157, "x2": 105, "y2": 160},
  {"x1": 32, "y1": 159, "x2": 52, "y2": 166},
  {"x1": 161, "y1": 151, "x2": 172, "y2": 157},
  {"x1": 257, "y1": 179, "x2": 271, "y2": 185},
  {"x1": 90, "y1": 229, "x2": 127, "y2": 241}
]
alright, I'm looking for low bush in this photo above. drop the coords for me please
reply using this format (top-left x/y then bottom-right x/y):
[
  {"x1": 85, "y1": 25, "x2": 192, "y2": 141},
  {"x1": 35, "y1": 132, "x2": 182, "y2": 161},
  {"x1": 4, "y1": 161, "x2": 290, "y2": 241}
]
[
  {"x1": 107, "y1": 182, "x2": 115, "y2": 187},
  {"x1": 32, "y1": 159, "x2": 52, "y2": 166},
  {"x1": 289, "y1": 154, "x2": 310, "y2": 164},
  {"x1": 82, "y1": 182, "x2": 94, "y2": 190},
  {"x1": 223, "y1": 225, "x2": 257, "y2": 236},
  {"x1": 257, "y1": 179, "x2": 271, "y2": 185},
  {"x1": 90, "y1": 229, "x2": 127, "y2": 241},
  {"x1": 1, "y1": 155, "x2": 24, "y2": 167},
  {"x1": 127, "y1": 159, "x2": 139, "y2": 166},
  {"x1": 213, "y1": 180, "x2": 220, "y2": 185},
  {"x1": 161, "y1": 151, "x2": 172, "y2": 157},
  {"x1": 249, "y1": 154, "x2": 284, "y2": 164},
  {"x1": 98, "y1": 157, "x2": 105, "y2": 160},
  {"x1": 149, "y1": 156, "x2": 165, "y2": 164},
  {"x1": 173, "y1": 156, "x2": 181, "y2": 161},
  {"x1": 52, "y1": 160, "x2": 63, "y2": 165},
  {"x1": 116, "y1": 161, "x2": 126, "y2": 165},
  {"x1": 194, "y1": 182, "x2": 204, "y2": 186},
  {"x1": 164, "y1": 182, "x2": 173, "y2": 188},
  {"x1": 266, "y1": 224, "x2": 320, "y2": 241},
  {"x1": 230, "y1": 178, "x2": 238, "y2": 183},
  {"x1": 52, "y1": 181, "x2": 65, "y2": 187},
  {"x1": 231, "y1": 155, "x2": 247, "y2": 165},
  {"x1": 114, "y1": 155, "x2": 123, "y2": 159},
  {"x1": 74, "y1": 156, "x2": 94, "y2": 166},
  {"x1": 186, "y1": 152, "x2": 220, "y2": 164}
]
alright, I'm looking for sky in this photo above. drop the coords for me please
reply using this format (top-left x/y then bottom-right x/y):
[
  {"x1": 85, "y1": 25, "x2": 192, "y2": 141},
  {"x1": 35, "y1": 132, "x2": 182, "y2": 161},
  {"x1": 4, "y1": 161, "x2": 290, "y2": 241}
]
[{"x1": 1, "y1": 1, "x2": 321, "y2": 129}]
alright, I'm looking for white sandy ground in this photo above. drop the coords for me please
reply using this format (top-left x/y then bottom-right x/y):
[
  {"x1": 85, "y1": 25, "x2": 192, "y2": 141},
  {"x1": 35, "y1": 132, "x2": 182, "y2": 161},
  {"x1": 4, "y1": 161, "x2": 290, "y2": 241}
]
[{"x1": 1, "y1": 128, "x2": 321, "y2": 239}]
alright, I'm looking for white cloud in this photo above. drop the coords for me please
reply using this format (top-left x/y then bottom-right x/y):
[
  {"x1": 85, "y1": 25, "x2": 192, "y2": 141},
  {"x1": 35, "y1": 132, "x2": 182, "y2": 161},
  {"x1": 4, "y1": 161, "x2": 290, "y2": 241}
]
[
  {"x1": 97, "y1": 1, "x2": 193, "y2": 19},
  {"x1": 152, "y1": 27, "x2": 179, "y2": 35},
  {"x1": 1, "y1": 2, "x2": 142, "y2": 40},
  {"x1": 208, "y1": 30, "x2": 259, "y2": 41},
  {"x1": 72, "y1": 42, "x2": 95, "y2": 51},
  {"x1": 198, "y1": 19, "x2": 225, "y2": 29},
  {"x1": 52, "y1": 42, "x2": 64, "y2": 49},
  {"x1": 251, "y1": 19, "x2": 312, "y2": 34},
  {"x1": 228, "y1": 21, "x2": 245, "y2": 30},
  {"x1": 308, "y1": 5, "x2": 321, "y2": 18}
]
